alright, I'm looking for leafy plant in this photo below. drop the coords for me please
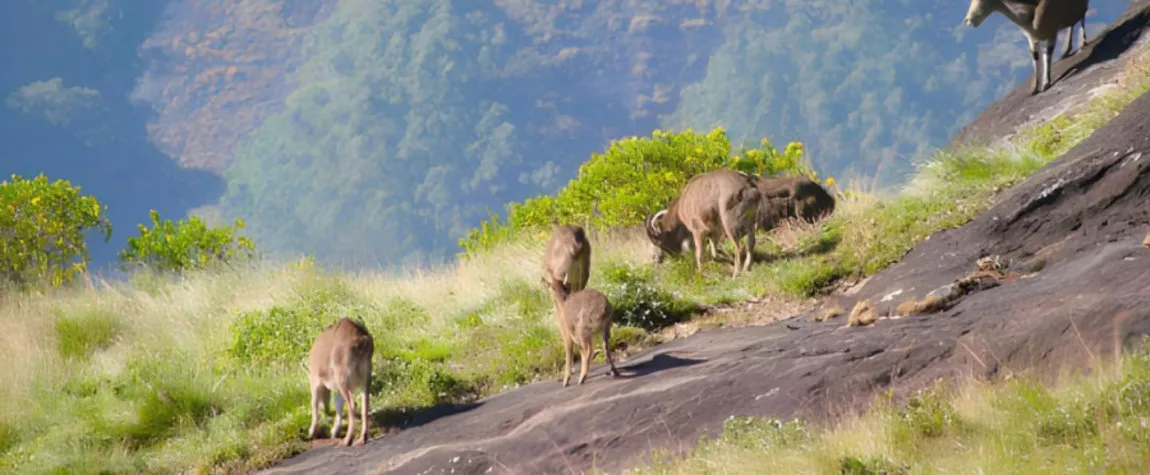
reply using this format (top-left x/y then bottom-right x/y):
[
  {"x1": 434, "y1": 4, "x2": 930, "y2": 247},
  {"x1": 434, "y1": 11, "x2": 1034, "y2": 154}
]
[
  {"x1": 599, "y1": 261, "x2": 695, "y2": 331},
  {"x1": 118, "y1": 210, "x2": 256, "y2": 272},
  {"x1": 0, "y1": 173, "x2": 111, "y2": 288}
]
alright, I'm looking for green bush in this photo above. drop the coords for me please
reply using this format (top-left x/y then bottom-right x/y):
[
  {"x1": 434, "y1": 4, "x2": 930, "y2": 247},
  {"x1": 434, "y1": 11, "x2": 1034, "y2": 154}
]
[
  {"x1": 459, "y1": 127, "x2": 809, "y2": 255},
  {"x1": 119, "y1": 210, "x2": 256, "y2": 272},
  {"x1": 599, "y1": 261, "x2": 695, "y2": 331},
  {"x1": 0, "y1": 173, "x2": 111, "y2": 287},
  {"x1": 228, "y1": 278, "x2": 368, "y2": 366}
]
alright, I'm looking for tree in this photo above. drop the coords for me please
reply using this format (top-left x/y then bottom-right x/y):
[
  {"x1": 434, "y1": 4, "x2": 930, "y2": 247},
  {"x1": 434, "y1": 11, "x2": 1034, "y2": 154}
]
[
  {"x1": 118, "y1": 210, "x2": 256, "y2": 272},
  {"x1": 0, "y1": 174, "x2": 112, "y2": 288}
]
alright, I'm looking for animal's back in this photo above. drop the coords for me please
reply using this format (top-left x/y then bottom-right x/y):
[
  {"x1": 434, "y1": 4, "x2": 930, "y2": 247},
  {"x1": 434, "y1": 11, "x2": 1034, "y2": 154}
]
[
  {"x1": 311, "y1": 318, "x2": 374, "y2": 389},
  {"x1": 1034, "y1": 0, "x2": 1088, "y2": 38},
  {"x1": 563, "y1": 289, "x2": 611, "y2": 339},
  {"x1": 678, "y1": 169, "x2": 757, "y2": 220}
]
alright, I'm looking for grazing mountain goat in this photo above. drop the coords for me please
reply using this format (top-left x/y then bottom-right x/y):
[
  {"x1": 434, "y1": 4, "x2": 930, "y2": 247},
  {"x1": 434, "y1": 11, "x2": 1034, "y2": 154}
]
[
  {"x1": 644, "y1": 169, "x2": 761, "y2": 277},
  {"x1": 754, "y1": 174, "x2": 837, "y2": 230},
  {"x1": 964, "y1": 0, "x2": 1089, "y2": 94}
]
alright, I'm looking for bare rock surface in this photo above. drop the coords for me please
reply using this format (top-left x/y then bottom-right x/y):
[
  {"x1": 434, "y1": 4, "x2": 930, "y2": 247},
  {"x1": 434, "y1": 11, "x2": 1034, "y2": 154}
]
[{"x1": 262, "y1": 3, "x2": 1150, "y2": 474}]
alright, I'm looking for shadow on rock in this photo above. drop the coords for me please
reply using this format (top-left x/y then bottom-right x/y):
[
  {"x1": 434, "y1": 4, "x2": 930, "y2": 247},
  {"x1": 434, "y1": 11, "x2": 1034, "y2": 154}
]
[
  {"x1": 1058, "y1": 9, "x2": 1149, "y2": 84},
  {"x1": 373, "y1": 401, "x2": 484, "y2": 432},
  {"x1": 618, "y1": 353, "x2": 705, "y2": 378}
]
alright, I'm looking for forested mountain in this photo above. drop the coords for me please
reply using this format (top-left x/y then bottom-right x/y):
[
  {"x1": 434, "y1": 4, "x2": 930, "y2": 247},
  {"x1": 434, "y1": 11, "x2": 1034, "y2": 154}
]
[{"x1": 1, "y1": 0, "x2": 1127, "y2": 269}]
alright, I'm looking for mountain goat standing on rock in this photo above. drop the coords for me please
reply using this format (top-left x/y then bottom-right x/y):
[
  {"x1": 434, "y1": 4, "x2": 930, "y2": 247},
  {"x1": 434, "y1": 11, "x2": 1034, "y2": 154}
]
[
  {"x1": 964, "y1": 0, "x2": 1089, "y2": 95},
  {"x1": 645, "y1": 169, "x2": 761, "y2": 277},
  {"x1": 307, "y1": 317, "x2": 375, "y2": 447}
]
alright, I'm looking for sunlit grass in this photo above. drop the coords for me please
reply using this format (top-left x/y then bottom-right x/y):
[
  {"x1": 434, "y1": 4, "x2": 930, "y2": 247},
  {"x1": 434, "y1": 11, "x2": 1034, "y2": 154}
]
[{"x1": 630, "y1": 341, "x2": 1150, "y2": 474}]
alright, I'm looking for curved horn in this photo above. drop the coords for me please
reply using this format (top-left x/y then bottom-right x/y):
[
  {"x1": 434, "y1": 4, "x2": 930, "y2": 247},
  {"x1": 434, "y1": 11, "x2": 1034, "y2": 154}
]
[{"x1": 647, "y1": 210, "x2": 667, "y2": 236}]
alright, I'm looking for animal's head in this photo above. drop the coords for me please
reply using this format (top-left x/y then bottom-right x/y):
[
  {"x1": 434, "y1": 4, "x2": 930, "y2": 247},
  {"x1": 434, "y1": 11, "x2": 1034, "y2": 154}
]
[
  {"x1": 964, "y1": 0, "x2": 996, "y2": 27},
  {"x1": 644, "y1": 210, "x2": 688, "y2": 259}
]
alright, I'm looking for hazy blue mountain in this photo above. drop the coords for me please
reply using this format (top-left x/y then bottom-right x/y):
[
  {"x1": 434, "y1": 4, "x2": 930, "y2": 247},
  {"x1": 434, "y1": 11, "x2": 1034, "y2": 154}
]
[{"x1": 1, "y1": 0, "x2": 1128, "y2": 271}]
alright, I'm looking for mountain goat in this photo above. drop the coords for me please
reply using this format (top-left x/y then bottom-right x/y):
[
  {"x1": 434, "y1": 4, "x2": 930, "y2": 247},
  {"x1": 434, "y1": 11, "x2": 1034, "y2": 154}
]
[
  {"x1": 964, "y1": 0, "x2": 1089, "y2": 94},
  {"x1": 307, "y1": 317, "x2": 375, "y2": 446},
  {"x1": 644, "y1": 169, "x2": 761, "y2": 277},
  {"x1": 754, "y1": 173, "x2": 837, "y2": 230}
]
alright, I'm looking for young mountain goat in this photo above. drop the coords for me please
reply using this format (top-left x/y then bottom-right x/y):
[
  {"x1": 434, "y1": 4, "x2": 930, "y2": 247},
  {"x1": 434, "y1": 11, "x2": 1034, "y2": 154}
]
[
  {"x1": 644, "y1": 169, "x2": 761, "y2": 277},
  {"x1": 964, "y1": 0, "x2": 1089, "y2": 94},
  {"x1": 307, "y1": 317, "x2": 375, "y2": 446},
  {"x1": 547, "y1": 281, "x2": 620, "y2": 387}
]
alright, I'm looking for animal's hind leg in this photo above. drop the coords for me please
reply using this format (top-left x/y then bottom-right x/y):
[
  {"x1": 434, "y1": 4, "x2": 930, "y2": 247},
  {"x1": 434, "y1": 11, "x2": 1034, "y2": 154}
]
[
  {"x1": 692, "y1": 232, "x2": 705, "y2": 272},
  {"x1": 307, "y1": 383, "x2": 328, "y2": 439},
  {"x1": 339, "y1": 386, "x2": 356, "y2": 446},
  {"x1": 577, "y1": 340, "x2": 592, "y2": 385},
  {"x1": 1029, "y1": 39, "x2": 1042, "y2": 95},
  {"x1": 1078, "y1": 17, "x2": 1088, "y2": 48},
  {"x1": 561, "y1": 333, "x2": 574, "y2": 387},
  {"x1": 1062, "y1": 24, "x2": 1076, "y2": 59},
  {"x1": 602, "y1": 323, "x2": 620, "y2": 377},
  {"x1": 743, "y1": 227, "x2": 756, "y2": 273},
  {"x1": 357, "y1": 365, "x2": 371, "y2": 444},
  {"x1": 719, "y1": 215, "x2": 742, "y2": 277},
  {"x1": 331, "y1": 391, "x2": 345, "y2": 439},
  {"x1": 1043, "y1": 41, "x2": 1055, "y2": 91}
]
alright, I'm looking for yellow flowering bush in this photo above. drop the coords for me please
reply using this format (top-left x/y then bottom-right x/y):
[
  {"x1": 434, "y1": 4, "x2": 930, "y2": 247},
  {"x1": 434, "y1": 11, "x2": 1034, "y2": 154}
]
[{"x1": 0, "y1": 174, "x2": 111, "y2": 288}]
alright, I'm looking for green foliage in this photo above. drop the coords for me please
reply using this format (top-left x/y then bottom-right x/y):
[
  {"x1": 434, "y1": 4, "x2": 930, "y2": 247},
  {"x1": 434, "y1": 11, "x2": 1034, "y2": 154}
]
[
  {"x1": 229, "y1": 278, "x2": 367, "y2": 366},
  {"x1": 719, "y1": 416, "x2": 810, "y2": 449},
  {"x1": 891, "y1": 380, "x2": 960, "y2": 444},
  {"x1": 598, "y1": 261, "x2": 696, "y2": 331},
  {"x1": 839, "y1": 455, "x2": 909, "y2": 475},
  {"x1": 0, "y1": 173, "x2": 111, "y2": 288},
  {"x1": 118, "y1": 210, "x2": 256, "y2": 272},
  {"x1": 461, "y1": 127, "x2": 808, "y2": 255},
  {"x1": 54, "y1": 308, "x2": 120, "y2": 360}
]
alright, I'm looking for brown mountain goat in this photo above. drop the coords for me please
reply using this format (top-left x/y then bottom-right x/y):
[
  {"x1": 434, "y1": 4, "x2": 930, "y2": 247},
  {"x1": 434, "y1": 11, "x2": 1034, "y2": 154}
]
[{"x1": 644, "y1": 169, "x2": 761, "y2": 277}]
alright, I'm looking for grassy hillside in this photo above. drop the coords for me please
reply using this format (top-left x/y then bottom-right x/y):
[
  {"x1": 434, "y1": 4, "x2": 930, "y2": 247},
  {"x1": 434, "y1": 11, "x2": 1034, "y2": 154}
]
[{"x1": 2, "y1": 36, "x2": 1148, "y2": 475}]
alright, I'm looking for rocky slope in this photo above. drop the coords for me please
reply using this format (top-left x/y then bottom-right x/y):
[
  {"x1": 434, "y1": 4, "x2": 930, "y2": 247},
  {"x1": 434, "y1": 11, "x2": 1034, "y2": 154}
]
[{"x1": 259, "y1": 3, "x2": 1150, "y2": 474}]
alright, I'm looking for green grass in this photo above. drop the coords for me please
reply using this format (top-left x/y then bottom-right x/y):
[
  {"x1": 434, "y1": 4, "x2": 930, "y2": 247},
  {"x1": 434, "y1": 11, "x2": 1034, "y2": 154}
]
[
  {"x1": 1, "y1": 40, "x2": 1147, "y2": 475},
  {"x1": 630, "y1": 342, "x2": 1150, "y2": 474}
]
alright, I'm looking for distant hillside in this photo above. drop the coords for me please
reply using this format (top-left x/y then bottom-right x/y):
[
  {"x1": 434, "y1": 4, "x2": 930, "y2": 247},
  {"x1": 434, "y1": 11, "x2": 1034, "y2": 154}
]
[{"x1": 1, "y1": 0, "x2": 1129, "y2": 268}]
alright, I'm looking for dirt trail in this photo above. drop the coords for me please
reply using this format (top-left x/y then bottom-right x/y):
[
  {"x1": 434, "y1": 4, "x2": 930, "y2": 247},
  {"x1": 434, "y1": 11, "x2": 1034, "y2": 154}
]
[{"x1": 262, "y1": 4, "x2": 1150, "y2": 474}]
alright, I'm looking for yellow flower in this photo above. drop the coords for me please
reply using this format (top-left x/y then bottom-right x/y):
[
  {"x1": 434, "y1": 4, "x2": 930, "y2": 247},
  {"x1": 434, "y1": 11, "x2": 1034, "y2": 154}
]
[
  {"x1": 694, "y1": 147, "x2": 703, "y2": 154},
  {"x1": 825, "y1": 177, "x2": 836, "y2": 186}
]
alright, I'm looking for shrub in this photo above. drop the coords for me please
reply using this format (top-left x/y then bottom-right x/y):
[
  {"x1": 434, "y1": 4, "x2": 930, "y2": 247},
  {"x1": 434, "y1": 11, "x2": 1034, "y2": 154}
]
[
  {"x1": 228, "y1": 278, "x2": 369, "y2": 366},
  {"x1": 598, "y1": 261, "x2": 695, "y2": 331},
  {"x1": 0, "y1": 173, "x2": 111, "y2": 287},
  {"x1": 459, "y1": 128, "x2": 809, "y2": 255},
  {"x1": 119, "y1": 210, "x2": 256, "y2": 272}
]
